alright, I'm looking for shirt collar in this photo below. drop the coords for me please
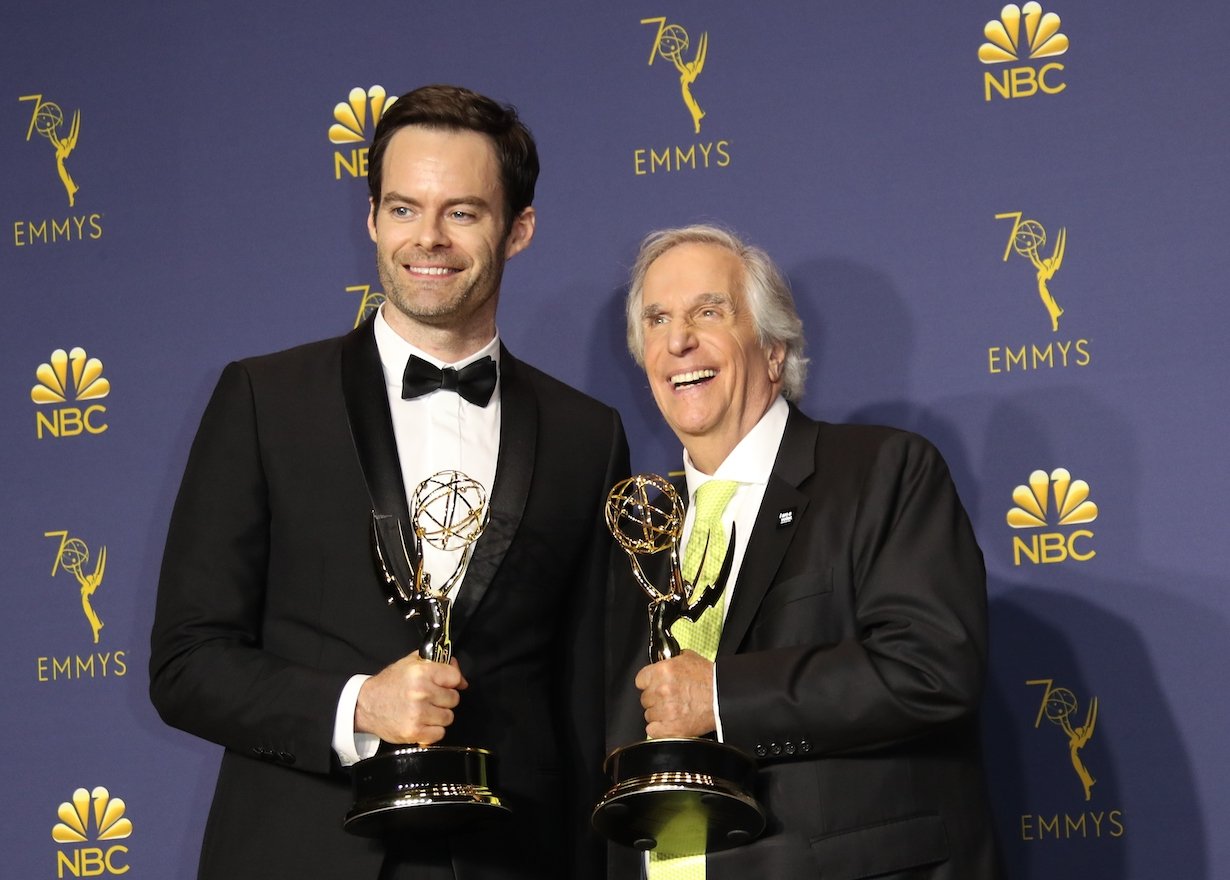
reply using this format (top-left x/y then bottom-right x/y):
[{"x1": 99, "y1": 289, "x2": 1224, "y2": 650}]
[{"x1": 683, "y1": 396, "x2": 789, "y2": 496}]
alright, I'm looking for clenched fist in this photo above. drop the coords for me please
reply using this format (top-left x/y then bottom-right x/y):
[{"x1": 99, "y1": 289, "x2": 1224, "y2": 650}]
[
  {"x1": 355, "y1": 654, "x2": 468, "y2": 745},
  {"x1": 636, "y1": 650, "x2": 716, "y2": 739}
]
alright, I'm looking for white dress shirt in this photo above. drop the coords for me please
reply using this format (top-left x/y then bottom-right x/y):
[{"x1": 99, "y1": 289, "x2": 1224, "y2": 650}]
[{"x1": 333, "y1": 307, "x2": 503, "y2": 765}]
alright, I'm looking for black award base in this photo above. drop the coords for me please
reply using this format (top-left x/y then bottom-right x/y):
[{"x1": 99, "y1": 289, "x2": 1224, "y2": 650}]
[
  {"x1": 345, "y1": 745, "x2": 510, "y2": 838},
  {"x1": 591, "y1": 738, "x2": 765, "y2": 856}
]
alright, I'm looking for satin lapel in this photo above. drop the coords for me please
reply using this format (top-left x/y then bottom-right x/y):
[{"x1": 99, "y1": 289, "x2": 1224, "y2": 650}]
[
  {"x1": 718, "y1": 407, "x2": 818, "y2": 654},
  {"x1": 340, "y1": 318, "x2": 412, "y2": 530},
  {"x1": 449, "y1": 346, "x2": 535, "y2": 643}
]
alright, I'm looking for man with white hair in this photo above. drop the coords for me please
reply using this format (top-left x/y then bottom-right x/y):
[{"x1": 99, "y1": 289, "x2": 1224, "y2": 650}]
[{"x1": 606, "y1": 225, "x2": 1002, "y2": 879}]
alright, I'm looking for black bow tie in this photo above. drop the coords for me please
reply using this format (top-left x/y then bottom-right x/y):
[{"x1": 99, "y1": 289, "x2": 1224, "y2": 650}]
[{"x1": 401, "y1": 354, "x2": 498, "y2": 407}]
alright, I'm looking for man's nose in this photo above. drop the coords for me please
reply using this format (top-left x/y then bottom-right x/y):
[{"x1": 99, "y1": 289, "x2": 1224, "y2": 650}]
[
  {"x1": 414, "y1": 215, "x2": 450, "y2": 250},
  {"x1": 666, "y1": 319, "x2": 697, "y2": 356}
]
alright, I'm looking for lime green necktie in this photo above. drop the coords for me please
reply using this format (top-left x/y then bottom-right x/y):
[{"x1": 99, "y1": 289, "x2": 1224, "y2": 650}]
[
  {"x1": 648, "y1": 479, "x2": 738, "y2": 880},
  {"x1": 670, "y1": 479, "x2": 738, "y2": 662}
]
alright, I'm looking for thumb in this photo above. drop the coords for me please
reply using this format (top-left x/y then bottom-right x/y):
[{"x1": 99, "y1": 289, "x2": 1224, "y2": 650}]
[{"x1": 450, "y1": 656, "x2": 469, "y2": 690}]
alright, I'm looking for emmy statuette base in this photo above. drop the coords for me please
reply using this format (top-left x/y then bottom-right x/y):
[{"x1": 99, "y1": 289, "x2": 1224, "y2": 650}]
[
  {"x1": 592, "y1": 738, "x2": 765, "y2": 856},
  {"x1": 345, "y1": 745, "x2": 510, "y2": 838}
]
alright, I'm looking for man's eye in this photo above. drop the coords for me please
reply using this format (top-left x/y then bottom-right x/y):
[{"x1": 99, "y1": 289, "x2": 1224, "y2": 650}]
[
  {"x1": 391, "y1": 206, "x2": 411, "y2": 218},
  {"x1": 450, "y1": 210, "x2": 476, "y2": 221}
]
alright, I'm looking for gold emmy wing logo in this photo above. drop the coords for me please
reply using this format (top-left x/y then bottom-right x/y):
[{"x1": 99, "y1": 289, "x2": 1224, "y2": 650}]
[
  {"x1": 46, "y1": 530, "x2": 107, "y2": 644},
  {"x1": 642, "y1": 17, "x2": 709, "y2": 133},
  {"x1": 979, "y1": 3, "x2": 1069, "y2": 63},
  {"x1": 1028, "y1": 679, "x2": 1098, "y2": 801},
  {"x1": 996, "y1": 212, "x2": 1068, "y2": 332},
  {"x1": 348, "y1": 284, "x2": 385, "y2": 329},
  {"x1": 31, "y1": 347, "x2": 111, "y2": 405},
  {"x1": 20, "y1": 94, "x2": 81, "y2": 206}
]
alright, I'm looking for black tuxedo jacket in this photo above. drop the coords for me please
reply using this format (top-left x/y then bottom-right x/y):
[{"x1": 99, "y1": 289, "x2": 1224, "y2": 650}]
[
  {"x1": 606, "y1": 406, "x2": 1002, "y2": 879},
  {"x1": 151, "y1": 319, "x2": 629, "y2": 880}
]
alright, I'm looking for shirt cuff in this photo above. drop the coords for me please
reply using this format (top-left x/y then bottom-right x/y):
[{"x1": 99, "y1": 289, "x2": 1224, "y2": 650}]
[
  {"x1": 712, "y1": 661, "x2": 725, "y2": 742},
  {"x1": 332, "y1": 674, "x2": 379, "y2": 766}
]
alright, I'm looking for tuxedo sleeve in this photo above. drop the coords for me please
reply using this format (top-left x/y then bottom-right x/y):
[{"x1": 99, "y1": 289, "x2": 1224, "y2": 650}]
[
  {"x1": 149, "y1": 361, "x2": 350, "y2": 775},
  {"x1": 560, "y1": 409, "x2": 629, "y2": 879},
  {"x1": 717, "y1": 431, "x2": 987, "y2": 755}
]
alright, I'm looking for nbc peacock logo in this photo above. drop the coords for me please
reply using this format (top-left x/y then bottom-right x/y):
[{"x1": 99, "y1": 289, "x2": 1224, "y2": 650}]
[
  {"x1": 52, "y1": 786, "x2": 133, "y2": 877},
  {"x1": 979, "y1": 3, "x2": 1069, "y2": 100},
  {"x1": 328, "y1": 85, "x2": 397, "y2": 180},
  {"x1": 31, "y1": 347, "x2": 110, "y2": 440},
  {"x1": 979, "y1": 3, "x2": 1069, "y2": 63},
  {"x1": 1007, "y1": 468, "x2": 1098, "y2": 565}
]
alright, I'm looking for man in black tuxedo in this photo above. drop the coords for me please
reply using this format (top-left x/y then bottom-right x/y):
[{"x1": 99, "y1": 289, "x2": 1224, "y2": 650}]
[
  {"x1": 606, "y1": 225, "x2": 1001, "y2": 878},
  {"x1": 150, "y1": 85, "x2": 628, "y2": 880}
]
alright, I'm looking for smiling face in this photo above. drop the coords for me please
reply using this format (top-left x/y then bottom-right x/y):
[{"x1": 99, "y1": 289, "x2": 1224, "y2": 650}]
[
  {"x1": 368, "y1": 125, "x2": 535, "y2": 358},
  {"x1": 639, "y1": 242, "x2": 785, "y2": 473}
]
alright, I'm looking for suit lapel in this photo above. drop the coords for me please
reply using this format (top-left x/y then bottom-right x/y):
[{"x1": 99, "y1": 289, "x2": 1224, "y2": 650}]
[
  {"x1": 340, "y1": 317, "x2": 412, "y2": 530},
  {"x1": 449, "y1": 346, "x2": 535, "y2": 643},
  {"x1": 718, "y1": 407, "x2": 818, "y2": 654}
]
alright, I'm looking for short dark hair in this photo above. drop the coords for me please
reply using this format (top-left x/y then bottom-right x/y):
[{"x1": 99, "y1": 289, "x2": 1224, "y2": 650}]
[{"x1": 367, "y1": 84, "x2": 539, "y2": 226}]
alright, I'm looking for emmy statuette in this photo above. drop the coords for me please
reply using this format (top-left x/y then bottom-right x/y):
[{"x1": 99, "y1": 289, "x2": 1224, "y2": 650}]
[
  {"x1": 593, "y1": 474, "x2": 765, "y2": 856},
  {"x1": 345, "y1": 471, "x2": 510, "y2": 837}
]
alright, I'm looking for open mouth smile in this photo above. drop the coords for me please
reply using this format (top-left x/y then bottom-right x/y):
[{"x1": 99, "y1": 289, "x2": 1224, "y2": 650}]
[
  {"x1": 670, "y1": 369, "x2": 717, "y2": 389},
  {"x1": 404, "y1": 265, "x2": 461, "y2": 277}
]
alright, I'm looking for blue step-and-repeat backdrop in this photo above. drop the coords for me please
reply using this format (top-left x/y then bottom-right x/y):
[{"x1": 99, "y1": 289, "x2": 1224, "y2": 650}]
[{"x1": 3, "y1": 2, "x2": 1227, "y2": 877}]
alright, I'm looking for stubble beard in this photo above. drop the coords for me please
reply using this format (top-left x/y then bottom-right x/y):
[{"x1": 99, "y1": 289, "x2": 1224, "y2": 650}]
[{"x1": 377, "y1": 245, "x2": 505, "y2": 332}]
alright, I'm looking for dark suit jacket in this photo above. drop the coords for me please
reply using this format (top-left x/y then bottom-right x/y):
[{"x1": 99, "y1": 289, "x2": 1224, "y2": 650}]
[
  {"x1": 606, "y1": 406, "x2": 1002, "y2": 879},
  {"x1": 150, "y1": 318, "x2": 629, "y2": 880}
]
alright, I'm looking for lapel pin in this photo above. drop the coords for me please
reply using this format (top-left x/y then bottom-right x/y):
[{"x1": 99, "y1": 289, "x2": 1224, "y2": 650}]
[{"x1": 777, "y1": 508, "x2": 795, "y2": 527}]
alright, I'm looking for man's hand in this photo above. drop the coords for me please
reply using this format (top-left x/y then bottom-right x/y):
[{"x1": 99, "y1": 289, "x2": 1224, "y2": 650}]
[
  {"x1": 635, "y1": 650, "x2": 716, "y2": 739},
  {"x1": 355, "y1": 654, "x2": 467, "y2": 746}
]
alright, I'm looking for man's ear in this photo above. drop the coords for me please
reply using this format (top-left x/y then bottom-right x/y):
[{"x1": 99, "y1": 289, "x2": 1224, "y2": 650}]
[
  {"x1": 504, "y1": 206, "x2": 536, "y2": 258},
  {"x1": 367, "y1": 197, "x2": 378, "y2": 243},
  {"x1": 766, "y1": 343, "x2": 786, "y2": 384}
]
